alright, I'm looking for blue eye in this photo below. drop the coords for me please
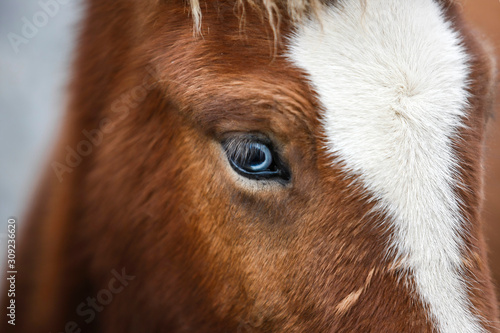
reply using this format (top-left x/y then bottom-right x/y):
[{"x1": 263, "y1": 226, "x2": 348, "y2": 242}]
[
  {"x1": 240, "y1": 142, "x2": 272, "y2": 172},
  {"x1": 223, "y1": 137, "x2": 290, "y2": 183}
]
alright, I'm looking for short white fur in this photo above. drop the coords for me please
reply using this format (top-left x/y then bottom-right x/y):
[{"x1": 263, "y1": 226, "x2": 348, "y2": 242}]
[{"x1": 287, "y1": 0, "x2": 482, "y2": 332}]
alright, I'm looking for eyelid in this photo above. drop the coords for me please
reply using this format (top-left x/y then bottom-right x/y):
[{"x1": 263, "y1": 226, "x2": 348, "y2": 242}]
[{"x1": 223, "y1": 136, "x2": 271, "y2": 158}]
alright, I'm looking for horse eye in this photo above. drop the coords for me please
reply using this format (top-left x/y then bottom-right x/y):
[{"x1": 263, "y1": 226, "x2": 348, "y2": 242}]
[
  {"x1": 223, "y1": 138, "x2": 290, "y2": 183},
  {"x1": 237, "y1": 142, "x2": 272, "y2": 171}
]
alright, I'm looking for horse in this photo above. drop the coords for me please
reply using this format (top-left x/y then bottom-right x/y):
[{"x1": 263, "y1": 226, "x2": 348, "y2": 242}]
[{"x1": 2, "y1": 0, "x2": 499, "y2": 332}]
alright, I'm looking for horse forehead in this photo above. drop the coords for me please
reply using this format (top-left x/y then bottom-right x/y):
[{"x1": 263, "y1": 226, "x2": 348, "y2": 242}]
[
  {"x1": 286, "y1": 0, "x2": 468, "y2": 106},
  {"x1": 285, "y1": 0, "x2": 470, "y2": 174}
]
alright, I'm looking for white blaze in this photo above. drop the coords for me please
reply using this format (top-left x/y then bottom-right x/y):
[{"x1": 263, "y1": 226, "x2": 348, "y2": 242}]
[{"x1": 287, "y1": 0, "x2": 482, "y2": 332}]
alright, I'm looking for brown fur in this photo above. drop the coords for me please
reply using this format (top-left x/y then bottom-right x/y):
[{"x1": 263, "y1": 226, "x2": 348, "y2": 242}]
[{"x1": 1, "y1": 0, "x2": 498, "y2": 332}]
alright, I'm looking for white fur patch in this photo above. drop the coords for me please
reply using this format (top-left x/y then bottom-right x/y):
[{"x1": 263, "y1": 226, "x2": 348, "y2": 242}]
[{"x1": 286, "y1": 0, "x2": 482, "y2": 332}]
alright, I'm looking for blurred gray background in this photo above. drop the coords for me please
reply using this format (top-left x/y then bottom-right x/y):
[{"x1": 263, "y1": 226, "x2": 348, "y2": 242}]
[{"x1": 0, "y1": 0, "x2": 83, "y2": 277}]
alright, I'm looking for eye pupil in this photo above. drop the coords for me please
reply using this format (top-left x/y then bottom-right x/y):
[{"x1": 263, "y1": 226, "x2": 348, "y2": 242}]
[
  {"x1": 244, "y1": 143, "x2": 272, "y2": 172},
  {"x1": 223, "y1": 137, "x2": 290, "y2": 183}
]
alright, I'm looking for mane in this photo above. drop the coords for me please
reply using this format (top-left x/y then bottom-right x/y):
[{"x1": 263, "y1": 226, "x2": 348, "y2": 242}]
[{"x1": 188, "y1": 0, "x2": 325, "y2": 36}]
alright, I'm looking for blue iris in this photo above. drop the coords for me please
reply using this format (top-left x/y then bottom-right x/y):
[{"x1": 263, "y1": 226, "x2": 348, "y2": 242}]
[
  {"x1": 242, "y1": 142, "x2": 272, "y2": 172},
  {"x1": 224, "y1": 137, "x2": 290, "y2": 183}
]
